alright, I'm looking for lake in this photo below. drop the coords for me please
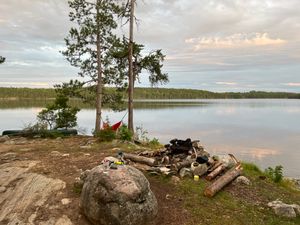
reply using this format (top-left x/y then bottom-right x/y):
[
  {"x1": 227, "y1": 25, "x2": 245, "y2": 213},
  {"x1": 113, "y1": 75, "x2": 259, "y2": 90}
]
[{"x1": 0, "y1": 99, "x2": 299, "y2": 178}]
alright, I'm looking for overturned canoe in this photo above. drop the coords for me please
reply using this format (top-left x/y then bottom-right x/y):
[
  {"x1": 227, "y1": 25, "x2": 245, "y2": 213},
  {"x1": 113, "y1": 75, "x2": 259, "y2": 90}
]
[{"x1": 2, "y1": 129, "x2": 78, "y2": 137}]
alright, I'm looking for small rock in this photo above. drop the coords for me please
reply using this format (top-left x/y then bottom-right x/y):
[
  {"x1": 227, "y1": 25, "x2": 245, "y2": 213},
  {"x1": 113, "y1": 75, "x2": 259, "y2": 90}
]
[
  {"x1": 0, "y1": 186, "x2": 6, "y2": 193},
  {"x1": 234, "y1": 176, "x2": 251, "y2": 185},
  {"x1": 165, "y1": 194, "x2": 172, "y2": 200},
  {"x1": 80, "y1": 145, "x2": 92, "y2": 149},
  {"x1": 0, "y1": 135, "x2": 10, "y2": 143},
  {"x1": 4, "y1": 140, "x2": 15, "y2": 145},
  {"x1": 84, "y1": 153, "x2": 91, "y2": 156},
  {"x1": 51, "y1": 151, "x2": 61, "y2": 156},
  {"x1": 171, "y1": 176, "x2": 181, "y2": 185},
  {"x1": 74, "y1": 177, "x2": 84, "y2": 189},
  {"x1": 55, "y1": 215, "x2": 73, "y2": 225},
  {"x1": 1, "y1": 152, "x2": 17, "y2": 160},
  {"x1": 19, "y1": 148, "x2": 32, "y2": 152},
  {"x1": 14, "y1": 138, "x2": 28, "y2": 145},
  {"x1": 179, "y1": 168, "x2": 193, "y2": 178},
  {"x1": 80, "y1": 170, "x2": 91, "y2": 182},
  {"x1": 61, "y1": 198, "x2": 71, "y2": 205},
  {"x1": 268, "y1": 200, "x2": 297, "y2": 218},
  {"x1": 62, "y1": 154, "x2": 70, "y2": 157},
  {"x1": 291, "y1": 204, "x2": 300, "y2": 215},
  {"x1": 274, "y1": 205, "x2": 296, "y2": 218}
]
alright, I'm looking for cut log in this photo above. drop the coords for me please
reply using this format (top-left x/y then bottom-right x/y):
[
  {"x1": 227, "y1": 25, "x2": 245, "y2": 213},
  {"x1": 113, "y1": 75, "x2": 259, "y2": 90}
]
[
  {"x1": 204, "y1": 165, "x2": 242, "y2": 197},
  {"x1": 207, "y1": 161, "x2": 222, "y2": 172},
  {"x1": 123, "y1": 153, "x2": 156, "y2": 166},
  {"x1": 206, "y1": 163, "x2": 226, "y2": 181}
]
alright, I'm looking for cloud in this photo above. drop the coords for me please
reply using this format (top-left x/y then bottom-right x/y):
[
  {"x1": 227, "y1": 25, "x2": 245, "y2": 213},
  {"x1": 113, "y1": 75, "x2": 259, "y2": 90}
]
[
  {"x1": 216, "y1": 82, "x2": 237, "y2": 86},
  {"x1": 0, "y1": 82, "x2": 51, "y2": 88},
  {"x1": 185, "y1": 33, "x2": 286, "y2": 50},
  {"x1": 283, "y1": 83, "x2": 300, "y2": 87}
]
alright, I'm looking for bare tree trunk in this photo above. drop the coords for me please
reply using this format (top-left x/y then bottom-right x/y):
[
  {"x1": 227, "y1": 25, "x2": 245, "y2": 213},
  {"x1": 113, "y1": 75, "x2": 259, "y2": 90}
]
[
  {"x1": 95, "y1": 1, "x2": 103, "y2": 133},
  {"x1": 128, "y1": 0, "x2": 135, "y2": 134}
]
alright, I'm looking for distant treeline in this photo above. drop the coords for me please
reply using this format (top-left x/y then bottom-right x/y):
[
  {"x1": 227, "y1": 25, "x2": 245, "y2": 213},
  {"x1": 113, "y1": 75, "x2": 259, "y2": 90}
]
[{"x1": 0, "y1": 87, "x2": 299, "y2": 99}]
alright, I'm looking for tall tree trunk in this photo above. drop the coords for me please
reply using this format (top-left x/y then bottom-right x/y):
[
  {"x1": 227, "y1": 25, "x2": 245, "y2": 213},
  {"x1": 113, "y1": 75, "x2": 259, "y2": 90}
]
[
  {"x1": 95, "y1": 1, "x2": 103, "y2": 133},
  {"x1": 128, "y1": 0, "x2": 135, "y2": 133}
]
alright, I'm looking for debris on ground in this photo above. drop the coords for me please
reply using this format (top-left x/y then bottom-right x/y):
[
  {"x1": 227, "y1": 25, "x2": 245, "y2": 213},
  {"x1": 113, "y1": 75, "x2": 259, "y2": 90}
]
[{"x1": 100, "y1": 138, "x2": 245, "y2": 197}]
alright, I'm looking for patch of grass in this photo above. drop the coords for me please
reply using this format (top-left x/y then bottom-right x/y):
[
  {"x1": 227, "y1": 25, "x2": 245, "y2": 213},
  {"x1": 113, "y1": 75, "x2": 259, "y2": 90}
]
[
  {"x1": 174, "y1": 178, "x2": 300, "y2": 225},
  {"x1": 145, "y1": 165, "x2": 300, "y2": 225}
]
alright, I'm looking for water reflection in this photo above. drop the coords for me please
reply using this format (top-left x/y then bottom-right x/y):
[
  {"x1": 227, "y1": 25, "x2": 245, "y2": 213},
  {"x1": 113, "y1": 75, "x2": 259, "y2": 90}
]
[{"x1": 0, "y1": 99, "x2": 299, "y2": 177}]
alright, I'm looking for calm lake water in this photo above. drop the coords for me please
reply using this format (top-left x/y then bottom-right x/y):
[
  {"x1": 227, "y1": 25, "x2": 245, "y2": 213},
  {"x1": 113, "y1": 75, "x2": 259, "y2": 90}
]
[{"x1": 0, "y1": 99, "x2": 299, "y2": 178}]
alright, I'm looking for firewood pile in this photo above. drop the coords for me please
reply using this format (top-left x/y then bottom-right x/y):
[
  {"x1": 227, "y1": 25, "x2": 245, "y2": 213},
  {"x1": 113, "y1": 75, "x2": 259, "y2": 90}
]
[{"x1": 121, "y1": 138, "x2": 243, "y2": 197}]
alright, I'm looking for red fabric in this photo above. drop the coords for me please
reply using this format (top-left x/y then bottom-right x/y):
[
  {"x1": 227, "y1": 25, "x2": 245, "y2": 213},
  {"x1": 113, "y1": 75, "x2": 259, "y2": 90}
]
[{"x1": 111, "y1": 121, "x2": 122, "y2": 131}]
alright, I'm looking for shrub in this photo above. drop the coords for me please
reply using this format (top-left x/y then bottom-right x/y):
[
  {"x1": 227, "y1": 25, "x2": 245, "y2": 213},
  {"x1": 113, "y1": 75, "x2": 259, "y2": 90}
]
[
  {"x1": 118, "y1": 125, "x2": 133, "y2": 141},
  {"x1": 265, "y1": 165, "x2": 283, "y2": 183},
  {"x1": 95, "y1": 127, "x2": 116, "y2": 142},
  {"x1": 148, "y1": 138, "x2": 161, "y2": 148}
]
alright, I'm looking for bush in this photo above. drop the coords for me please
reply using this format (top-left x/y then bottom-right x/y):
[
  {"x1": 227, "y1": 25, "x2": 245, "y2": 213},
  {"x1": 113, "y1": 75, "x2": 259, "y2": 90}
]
[
  {"x1": 148, "y1": 138, "x2": 161, "y2": 148},
  {"x1": 95, "y1": 127, "x2": 116, "y2": 142},
  {"x1": 117, "y1": 125, "x2": 133, "y2": 141},
  {"x1": 265, "y1": 165, "x2": 283, "y2": 183}
]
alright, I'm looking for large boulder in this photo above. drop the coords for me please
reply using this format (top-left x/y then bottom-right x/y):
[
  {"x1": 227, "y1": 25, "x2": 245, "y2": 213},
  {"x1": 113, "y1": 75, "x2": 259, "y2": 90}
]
[{"x1": 80, "y1": 165, "x2": 158, "y2": 225}]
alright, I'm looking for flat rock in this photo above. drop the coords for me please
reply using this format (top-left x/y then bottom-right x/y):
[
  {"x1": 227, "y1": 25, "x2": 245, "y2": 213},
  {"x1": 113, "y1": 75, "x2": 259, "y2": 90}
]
[
  {"x1": 0, "y1": 161, "x2": 66, "y2": 224},
  {"x1": 1, "y1": 152, "x2": 17, "y2": 160},
  {"x1": 0, "y1": 135, "x2": 10, "y2": 143}
]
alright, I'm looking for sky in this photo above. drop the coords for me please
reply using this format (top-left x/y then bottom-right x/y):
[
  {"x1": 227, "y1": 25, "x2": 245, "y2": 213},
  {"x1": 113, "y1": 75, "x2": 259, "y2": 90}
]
[{"x1": 0, "y1": 0, "x2": 299, "y2": 92}]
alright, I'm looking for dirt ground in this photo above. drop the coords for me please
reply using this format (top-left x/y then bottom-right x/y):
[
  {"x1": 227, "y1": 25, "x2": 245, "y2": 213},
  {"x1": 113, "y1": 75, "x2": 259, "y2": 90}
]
[
  {"x1": 1, "y1": 136, "x2": 300, "y2": 225},
  {"x1": 0, "y1": 136, "x2": 190, "y2": 225}
]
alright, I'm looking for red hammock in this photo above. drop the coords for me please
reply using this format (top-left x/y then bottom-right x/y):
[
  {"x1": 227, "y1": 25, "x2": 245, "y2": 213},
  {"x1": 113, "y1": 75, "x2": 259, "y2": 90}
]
[{"x1": 102, "y1": 121, "x2": 122, "y2": 131}]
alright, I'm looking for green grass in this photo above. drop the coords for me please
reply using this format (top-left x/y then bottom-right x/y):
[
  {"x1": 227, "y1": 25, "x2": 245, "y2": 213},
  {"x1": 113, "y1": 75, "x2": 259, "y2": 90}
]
[{"x1": 150, "y1": 162, "x2": 300, "y2": 225}]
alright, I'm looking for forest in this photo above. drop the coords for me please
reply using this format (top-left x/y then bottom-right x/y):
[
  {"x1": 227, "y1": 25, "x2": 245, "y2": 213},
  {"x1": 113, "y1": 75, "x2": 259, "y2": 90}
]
[{"x1": 0, "y1": 87, "x2": 299, "y2": 99}]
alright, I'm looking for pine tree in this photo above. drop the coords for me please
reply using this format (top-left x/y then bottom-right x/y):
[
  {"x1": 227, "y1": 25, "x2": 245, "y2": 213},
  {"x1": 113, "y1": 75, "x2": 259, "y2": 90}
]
[{"x1": 62, "y1": 0, "x2": 123, "y2": 132}]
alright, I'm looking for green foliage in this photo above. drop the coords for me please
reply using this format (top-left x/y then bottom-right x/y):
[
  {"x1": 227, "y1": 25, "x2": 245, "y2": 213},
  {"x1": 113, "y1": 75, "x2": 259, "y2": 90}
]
[
  {"x1": 265, "y1": 165, "x2": 284, "y2": 183},
  {"x1": 117, "y1": 125, "x2": 133, "y2": 141},
  {"x1": 0, "y1": 56, "x2": 5, "y2": 64},
  {"x1": 61, "y1": 0, "x2": 124, "y2": 102},
  {"x1": 242, "y1": 162, "x2": 262, "y2": 173},
  {"x1": 38, "y1": 94, "x2": 80, "y2": 129},
  {"x1": 95, "y1": 127, "x2": 116, "y2": 142},
  {"x1": 148, "y1": 138, "x2": 161, "y2": 148},
  {"x1": 22, "y1": 122, "x2": 64, "y2": 138},
  {"x1": 108, "y1": 37, "x2": 169, "y2": 88}
]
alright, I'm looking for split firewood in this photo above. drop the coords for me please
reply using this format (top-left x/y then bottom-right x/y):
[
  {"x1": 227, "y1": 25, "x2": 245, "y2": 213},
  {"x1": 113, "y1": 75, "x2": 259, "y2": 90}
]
[
  {"x1": 206, "y1": 163, "x2": 227, "y2": 181},
  {"x1": 204, "y1": 164, "x2": 243, "y2": 197},
  {"x1": 123, "y1": 153, "x2": 156, "y2": 166},
  {"x1": 207, "y1": 161, "x2": 222, "y2": 172}
]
